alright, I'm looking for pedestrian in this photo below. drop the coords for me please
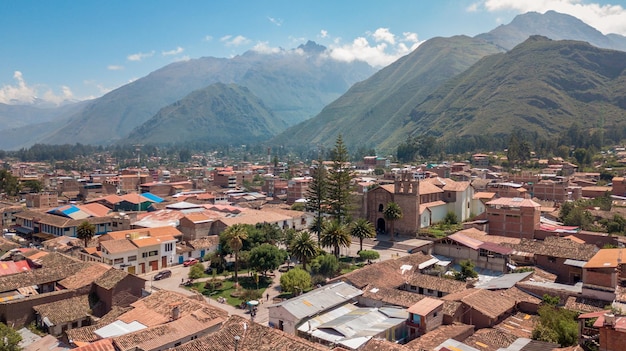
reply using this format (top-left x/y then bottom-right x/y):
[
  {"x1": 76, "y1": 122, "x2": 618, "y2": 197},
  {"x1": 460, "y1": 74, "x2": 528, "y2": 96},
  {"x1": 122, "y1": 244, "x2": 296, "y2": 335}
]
[{"x1": 266, "y1": 292, "x2": 269, "y2": 301}]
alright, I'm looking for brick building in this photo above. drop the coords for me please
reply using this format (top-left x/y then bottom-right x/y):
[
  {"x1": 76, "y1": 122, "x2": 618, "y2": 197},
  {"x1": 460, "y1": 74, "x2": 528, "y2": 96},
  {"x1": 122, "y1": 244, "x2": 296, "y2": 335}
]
[
  {"x1": 366, "y1": 173, "x2": 420, "y2": 236},
  {"x1": 286, "y1": 177, "x2": 311, "y2": 204},
  {"x1": 485, "y1": 197, "x2": 540, "y2": 239},
  {"x1": 25, "y1": 192, "x2": 59, "y2": 209}
]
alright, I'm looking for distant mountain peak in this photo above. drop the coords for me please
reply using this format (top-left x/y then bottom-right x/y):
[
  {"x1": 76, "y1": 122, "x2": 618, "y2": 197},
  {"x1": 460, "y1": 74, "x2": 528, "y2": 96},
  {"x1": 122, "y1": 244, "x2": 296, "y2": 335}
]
[{"x1": 297, "y1": 40, "x2": 327, "y2": 54}]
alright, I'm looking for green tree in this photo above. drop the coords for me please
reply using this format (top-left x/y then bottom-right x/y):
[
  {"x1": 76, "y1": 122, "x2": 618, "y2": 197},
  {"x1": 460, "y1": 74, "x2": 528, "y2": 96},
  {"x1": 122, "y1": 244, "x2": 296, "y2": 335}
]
[
  {"x1": 289, "y1": 231, "x2": 318, "y2": 271},
  {"x1": 0, "y1": 170, "x2": 20, "y2": 197},
  {"x1": 532, "y1": 304, "x2": 579, "y2": 346},
  {"x1": 21, "y1": 179, "x2": 43, "y2": 193},
  {"x1": 188, "y1": 263, "x2": 204, "y2": 280},
  {"x1": 383, "y1": 202, "x2": 403, "y2": 241},
  {"x1": 454, "y1": 260, "x2": 478, "y2": 281},
  {"x1": 0, "y1": 322, "x2": 22, "y2": 351},
  {"x1": 563, "y1": 207, "x2": 593, "y2": 230},
  {"x1": 76, "y1": 221, "x2": 96, "y2": 247},
  {"x1": 327, "y1": 135, "x2": 354, "y2": 224},
  {"x1": 310, "y1": 254, "x2": 340, "y2": 278},
  {"x1": 248, "y1": 244, "x2": 287, "y2": 276},
  {"x1": 222, "y1": 224, "x2": 249, "y2": 287},
  {"x1": 280, "y1": 268, "x2": 311, "y2": 295},
  {"x1": 350, "y1": 218, "x2": 376, "y2": 252},
  {"x1": 320, "y1": 220, "x2": 351, "y2": 258},
  {"x1": 443, "y1": 211, "x2": 458, "y2": 225},
  {"x1": 358, "y1": 250, "x2": 380, "y2": 263},
  {"x1": 305, "y1": 156, "x2": 328, "y2": 244}
]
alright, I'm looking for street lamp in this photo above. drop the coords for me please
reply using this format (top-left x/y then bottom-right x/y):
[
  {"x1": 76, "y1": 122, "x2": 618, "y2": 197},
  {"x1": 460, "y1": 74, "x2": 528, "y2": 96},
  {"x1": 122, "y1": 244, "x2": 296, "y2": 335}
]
[{"x1": 234, "y1": 335, "x2": 241, "y2": 351}]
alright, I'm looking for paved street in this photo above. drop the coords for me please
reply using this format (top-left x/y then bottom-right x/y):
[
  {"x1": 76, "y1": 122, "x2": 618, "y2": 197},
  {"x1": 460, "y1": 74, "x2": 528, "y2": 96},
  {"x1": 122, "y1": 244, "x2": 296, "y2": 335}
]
[{"x1": 142, "y1": 233, "x2": 430, "y2": 326}]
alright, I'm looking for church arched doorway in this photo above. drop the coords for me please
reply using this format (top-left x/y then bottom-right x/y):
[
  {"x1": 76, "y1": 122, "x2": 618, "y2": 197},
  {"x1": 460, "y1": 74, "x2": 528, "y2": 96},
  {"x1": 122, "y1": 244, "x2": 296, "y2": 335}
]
[{"x1": 376, "y1": 218, "x2": 386, "y2": 234}]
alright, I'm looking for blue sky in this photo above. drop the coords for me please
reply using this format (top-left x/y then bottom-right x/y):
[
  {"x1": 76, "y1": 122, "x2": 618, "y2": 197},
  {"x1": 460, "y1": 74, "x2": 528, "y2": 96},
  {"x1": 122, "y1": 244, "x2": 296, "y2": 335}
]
[{"x1": 1, "y1": 0, "x2": 625, "y2": 105}]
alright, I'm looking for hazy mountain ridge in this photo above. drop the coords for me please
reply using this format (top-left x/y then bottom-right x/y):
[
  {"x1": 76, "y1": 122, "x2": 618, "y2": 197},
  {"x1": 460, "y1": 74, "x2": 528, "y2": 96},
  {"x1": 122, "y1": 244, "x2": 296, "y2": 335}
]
[
  {"x1": 34, "y1": 42, "x2": 375, "y2": 146},
  {"x1": 124, "y1": 83, "x2": 285, "y2": 145}
]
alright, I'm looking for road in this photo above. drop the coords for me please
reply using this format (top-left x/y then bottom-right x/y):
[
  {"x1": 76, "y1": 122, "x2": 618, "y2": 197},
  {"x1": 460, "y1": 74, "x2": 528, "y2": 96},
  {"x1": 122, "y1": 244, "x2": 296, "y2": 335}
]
[{"x1": 142, "y1": 233, "x2": 428, "y2": 326}]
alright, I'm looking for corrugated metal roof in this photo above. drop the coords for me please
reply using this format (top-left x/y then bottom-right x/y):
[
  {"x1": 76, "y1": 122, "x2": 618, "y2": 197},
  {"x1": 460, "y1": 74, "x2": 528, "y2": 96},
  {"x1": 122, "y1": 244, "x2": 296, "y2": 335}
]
[
  {"x1": 140, "y1": 192, "x2": 163, "y2": 203},
  {"x1": 94, "y1": 320, "x2": 147, "y2": 338},
  {"x1": 564, "y1": 259, "x2": 587, "y2": 268},
  {"x1": 436, "y1": 338, "x2": 480, "y2": 351},
  {"x1": 271, "y1": 282, "x2": 362, "y2": 320},
  {"x1": 474, "y1": 272, "x2": 533, "y2": 290}
]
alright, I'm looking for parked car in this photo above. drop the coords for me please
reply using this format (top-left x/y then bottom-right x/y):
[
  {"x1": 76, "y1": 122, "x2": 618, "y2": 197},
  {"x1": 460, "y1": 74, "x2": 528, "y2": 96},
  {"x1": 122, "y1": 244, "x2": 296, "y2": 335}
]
[
  {"x1": 183, "y1": 258, "x2": 199, "y2": 267},
  {"x1": 153, "y1": 270, "x2": 172, "y2": 280}
]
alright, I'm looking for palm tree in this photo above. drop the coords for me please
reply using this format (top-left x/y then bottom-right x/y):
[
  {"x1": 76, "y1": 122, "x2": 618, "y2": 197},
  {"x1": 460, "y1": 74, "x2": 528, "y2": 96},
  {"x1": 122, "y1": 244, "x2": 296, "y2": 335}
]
[
  {"x1": 320, "y1": 220, "x2": 351, "y2": 258},
  {"x1": 383, "y1": 202, "x2": 403, "y2": 241},
  {"x1": 77, "y1": 221, "x2": 96, "y2": 248},
  {"x1": 350, "y1": 218, "x2": 376, "y2": 252},
  {"x1": 290, "y1": 231, "x2": 318, "y2": 270},
  {"x1": 222, "y1": 224, "x2": 248, "y2": 287},
  {"x1": 308, "y1": 216, "x2": 325, "y2": 247}
]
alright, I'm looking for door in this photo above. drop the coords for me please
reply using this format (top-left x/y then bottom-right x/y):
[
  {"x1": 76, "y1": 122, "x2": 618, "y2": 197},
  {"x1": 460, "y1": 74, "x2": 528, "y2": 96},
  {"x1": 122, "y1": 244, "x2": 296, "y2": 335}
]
[
  {"x1": 150, "y1": 260, "x2": 158, "y2": 271},
  {"x1": 127, "y1": 266, "x2": 136, "y2": 274},
  {"x1": 140, "y1": 263, "x2": 146, "y2": 274},
  {"x1": 161, "y1": 256, "x2": 167, "y2": 268}
]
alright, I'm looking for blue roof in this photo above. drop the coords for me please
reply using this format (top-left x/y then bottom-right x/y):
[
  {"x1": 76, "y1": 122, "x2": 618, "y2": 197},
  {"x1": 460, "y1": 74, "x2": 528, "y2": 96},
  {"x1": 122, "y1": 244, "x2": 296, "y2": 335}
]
[{"x1": 141, "y1": 192, "x2": 164, "y2": 203}]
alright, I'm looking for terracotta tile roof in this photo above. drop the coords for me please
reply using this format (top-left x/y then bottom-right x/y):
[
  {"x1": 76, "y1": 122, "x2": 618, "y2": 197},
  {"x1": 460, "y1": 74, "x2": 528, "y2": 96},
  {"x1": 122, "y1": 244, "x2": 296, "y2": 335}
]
[
  {"x1": 361, "y1": 339, "x2": 408, "y2": 351},
  {"x1": 72, "y1": 338, "x2": 115, "y2": 351},
  {"x1": 58, "y1": 264, "x2": 111, "y2": 289},
  {"x1": 473, "y1": 192, "x2": 497, "y2": 200},
  {"x1": 564, "y1": 296, "x2": 610, "y2": 313},
  {"x1": 170, "y1": 315, "x2": 327, "y2": 351},
  {"x1": 405, "y1": 323, "x2": 474, "y2": 350},
  {"x1": 66, "y1": 306, "x2": 133, "y2": 343},
  {"x1": 500, "y1": 286, "x2": 541, "y2": 305},
  {"x1": 95, "y1": 269, "x2": 132, "y2": 290},
  {"x1": 120, "y1": 290, "x2": 227, "y2": 327},
  {"x1": 33, "y1": 295, "x2": 91, "y2": 325},
  {"x1": 131, "y1": 235, "x2": 175, "y2": 248},
  {"x1": 113, "y1": 313, "x2": 224, "y2": 351},
  {"x1": 584, "y1": 248, "x2": 625, "y2": 268},
  {"x1": 184, "y1": 213, "x2": 212, "y2": 223},
  {"x1": 504, "y1": 236, "x2": 598, "y2": 261},
  {"x1": 494, "y1": 312, "x2": 539, "y2": 339},
  {"x1": 419, "y1": 181, "x2": 445, "y2": 195},
  {"x1": 443, "y1": 300, "x2": 462, "y2": 317},
  {"x1": 442, "y1": 180, "x2": 470, "y2": 192},
  {"x1": 101, "y1": 226, "x2": 182, "y2": 241},
  {"x1": 100, "y1": 239, "x2": 137, "y2": 254},
  {"x1": 462, "y1": 328, "x2": 518, "y2": 351},
  {"x1": 331, "y1": 252, "x2": 433, "y2": 289},
  {"x1": 187, "y1": 236, "x2": 219, "y2": 250},
  {"x1": 0, "y1": 260, "x2": 84, "y2": 293},
  {"x1": 408, "y1": 297, "x2": 444, "y2": 315},
  {"x1": 442, "y1": 288, "x2": 515, "y2": 319},
  {"x1": 217, "y1": 210, "x2": 292, "y2": 227},
  {"x1": 406, "y1": 274, "x2": 468, "y2": 294},
  {"x1": 361, "y1": 285, "x2": 426, "y2": 308},
  {"x1": 80, "y1": 203, "x2": 112, "y2": 217}
]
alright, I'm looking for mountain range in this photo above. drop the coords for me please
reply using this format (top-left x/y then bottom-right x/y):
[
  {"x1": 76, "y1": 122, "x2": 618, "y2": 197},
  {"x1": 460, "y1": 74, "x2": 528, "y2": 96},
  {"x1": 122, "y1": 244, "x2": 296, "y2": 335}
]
[{"x1": 2, "y1": 10, "x2": 626, "y2": 153}]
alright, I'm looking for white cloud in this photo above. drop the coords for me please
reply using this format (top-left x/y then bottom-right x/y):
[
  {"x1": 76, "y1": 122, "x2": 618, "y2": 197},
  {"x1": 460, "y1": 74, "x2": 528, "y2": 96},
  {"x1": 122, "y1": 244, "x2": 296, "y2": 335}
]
[
  {"x1": 127, "y1": 50, "x2": 155, "y2": 61},
  {"x1": 0, "y1": 71, "x2": 37, "y2": 104},
  {"x1": 320, "y1": 30, "x2": 328, "y2": 38},
  {"x1": 107, "y1": 65, "x2": 124, "y2": 71},
  {"x1": 466, "y1": 2, "x2": 480, "y2": 12},
  {"x1": 372, "y1": 28, "x2": 395, "y2": 45},
  {"x1": 0, "y1": 71, "x2": 76, "y2": 105},
  {"x1": 481, "y1": 0, "x2": 626, "y2": 35},
  {"x1": 268, "y1": 16, "x2": 282, "y2": 26},
  {"x1": 220, "y1": 35, "x2": 251, "y2": 47},
  {"x1": 204, "y1": 35, "x2": 213, "y2": 41},
  {"x1": 251, "y1": 41, "x2": 282, "y2": 54},
  {"x1": 162, "y1": 46, "x2": 184, "y2": 56},
  {"x1": 326, "y1": 28, "x2": 424, "y2": 67}
]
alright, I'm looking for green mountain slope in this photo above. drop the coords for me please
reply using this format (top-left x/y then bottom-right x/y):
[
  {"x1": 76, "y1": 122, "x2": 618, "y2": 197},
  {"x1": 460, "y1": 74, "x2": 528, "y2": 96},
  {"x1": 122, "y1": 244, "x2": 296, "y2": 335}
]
[
  {"x1": 406, "y1": 36, "x2": 626, "y2": 142},
  {"x1": 124, "y1": 83, "x2": 285, "y2": 145},
  {"x1": 271, "y1": 36, "x2": 503, "y2": 152}
]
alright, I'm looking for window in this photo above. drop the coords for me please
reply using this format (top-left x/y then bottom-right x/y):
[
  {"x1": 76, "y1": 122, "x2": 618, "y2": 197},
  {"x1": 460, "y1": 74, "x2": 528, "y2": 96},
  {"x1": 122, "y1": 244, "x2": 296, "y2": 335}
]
[
  {"x1": 548, "y1": 256, "x2": 556, "y2": 263},
  {"x1": 128, "y1": 255, "x2": 137, "y2": 262},
  {"x1": 114, "y1": 258, "x2": 124, "y2": 264},
  {"x1": 378, "y1": 204, "x2": 384, "y2": 212},
  {"x1": 142, "y1": 251, "x2": 158, "y2": 258},
  {"x1": 433, "y1": 311, "x2": 438, "y2": 317},
  {"x1": 165, "y1": 243, "x2": 173, "y2": 252}
]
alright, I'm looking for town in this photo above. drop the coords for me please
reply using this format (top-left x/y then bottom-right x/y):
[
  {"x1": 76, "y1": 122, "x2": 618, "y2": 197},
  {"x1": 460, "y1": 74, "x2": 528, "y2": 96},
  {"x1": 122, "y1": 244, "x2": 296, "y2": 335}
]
[{"x1": 1, "y1": 139, "x2": 625, "y2": 351}]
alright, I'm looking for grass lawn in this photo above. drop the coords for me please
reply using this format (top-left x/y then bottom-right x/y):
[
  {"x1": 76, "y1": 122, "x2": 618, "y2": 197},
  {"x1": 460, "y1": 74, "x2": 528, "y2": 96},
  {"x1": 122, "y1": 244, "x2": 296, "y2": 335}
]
[{"x1": 186, "y1": 274, "x2": 273, "y2": 308}]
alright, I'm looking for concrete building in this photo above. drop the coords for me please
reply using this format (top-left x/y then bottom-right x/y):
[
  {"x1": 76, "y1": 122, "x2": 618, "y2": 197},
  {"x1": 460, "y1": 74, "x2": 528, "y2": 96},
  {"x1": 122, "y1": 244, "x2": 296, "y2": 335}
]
[{"x1": 485, "y1": 197, "x2": 541, "y2": 239}]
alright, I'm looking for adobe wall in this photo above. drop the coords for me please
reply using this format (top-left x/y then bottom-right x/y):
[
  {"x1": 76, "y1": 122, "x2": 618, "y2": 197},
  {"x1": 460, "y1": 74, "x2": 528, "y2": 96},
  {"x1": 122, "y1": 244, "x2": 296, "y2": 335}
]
[{"x1": 0, "y1": 289, "x2": 80, "y2": 328}]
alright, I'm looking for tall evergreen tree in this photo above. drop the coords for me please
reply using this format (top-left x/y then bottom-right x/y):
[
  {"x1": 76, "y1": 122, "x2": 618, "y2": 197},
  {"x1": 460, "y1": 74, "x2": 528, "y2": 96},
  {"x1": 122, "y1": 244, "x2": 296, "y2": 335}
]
[
  {"x1": 327, "y1": 135, "x2": 354, "y2": 225},
  {"x1": 305, "y1": 156, "x2": 328, "y2": 244}
]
